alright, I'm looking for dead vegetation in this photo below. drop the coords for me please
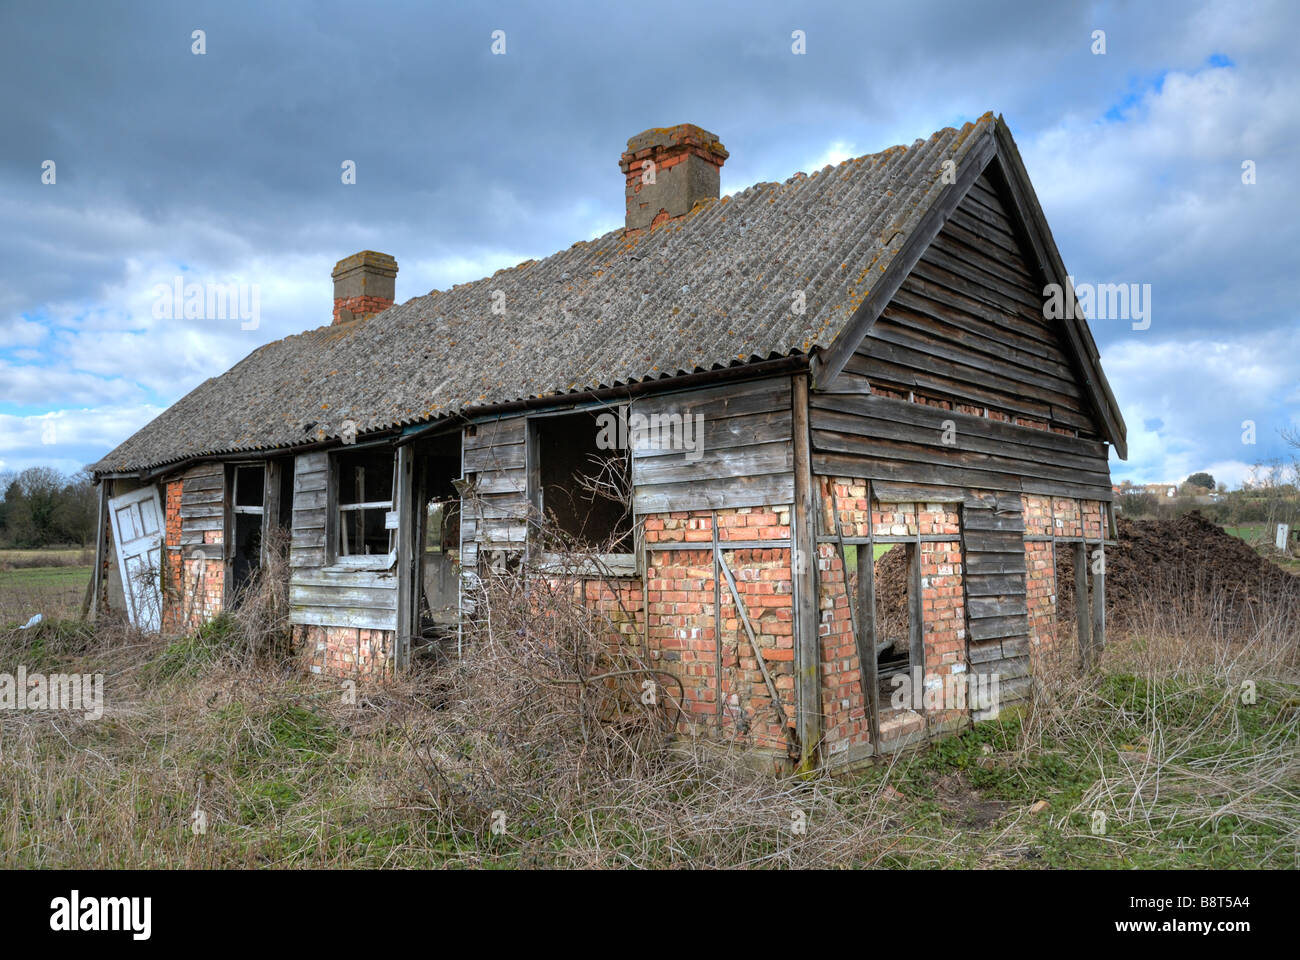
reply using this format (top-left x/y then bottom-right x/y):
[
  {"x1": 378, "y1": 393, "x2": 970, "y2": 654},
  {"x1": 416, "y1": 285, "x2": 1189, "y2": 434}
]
[{"x1": 0, "y1": 514, "x2": 1296, "y2": 868}]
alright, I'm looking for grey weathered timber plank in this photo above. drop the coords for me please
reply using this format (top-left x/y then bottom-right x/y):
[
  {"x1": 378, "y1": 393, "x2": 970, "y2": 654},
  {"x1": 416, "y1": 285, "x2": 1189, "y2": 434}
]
[
  {"x1": 634, "y1": 375, "x2": 792, "y2": 423},
  {"x1": 809, "y1": 411, "x2": 1109, "y2": 483},
  {"x1": 965, "y1": 552, "x2": 1027, "y2": 575},
  {"x1": 1091, "y1": 544, "x2": 1106, "y2": 664},
  {"x1": 631, "y1": 408, "x2": 791, "y2": 458},
  {"x1": 289, "y1": 606, "x2": 397, "y2": 631},
  {"x1": 967, "y1": 595, "x2": 1029, "y2": 619},
  {"x1": 963, "y1": 573, "x2": 1027, "y2": 597},
  {"x1": 809, "y1": 391, "x2": 1109, "y2": 460},
  {"x1": 1074, "y1": 540, "x2": 1092, "y2": 670},
  {"x1": 633, "y1": 472, "x2": 793, "y2": 514},
  {"x1": 962, "y1": 530, "x2": 1027, "y2": 554},
  {"x1": 395, "y1": 443, "x2": 414, "y2": 671},
  {"x1": 962, "y1": 511, "x2": 1027, "y2": 533},
  {"x1": 812, "y1": 450, "x2": 1024, "y2": 496},
  {"x1": 791, "y1": 373, "x2": 820, "y2": 770},
  {"x1": 631, "y1": 440, "x2": 792, "y2": 486},
  {"x1": 463, "y1": 442, "x2": 526, "y2": 474}
]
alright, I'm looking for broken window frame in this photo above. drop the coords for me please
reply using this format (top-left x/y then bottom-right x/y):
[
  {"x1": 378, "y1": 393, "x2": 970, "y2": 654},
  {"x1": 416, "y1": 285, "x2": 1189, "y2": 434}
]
[
  {"x1": 525, "y1": 404, "x2": 638, "y2": 577},
  {"x1": 330, "y1": 447, "x2": 398, "y2": 570}
]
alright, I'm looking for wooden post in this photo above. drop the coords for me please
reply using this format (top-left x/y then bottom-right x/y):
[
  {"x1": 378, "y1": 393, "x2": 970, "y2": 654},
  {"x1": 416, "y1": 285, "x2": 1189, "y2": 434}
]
[
  {"x1": 712, "y1": 509, "x2": 722, "y2": 724},
  {"x1": 791, "y1": 374, "x2": 821, "y2": 770},
  {"x1": 395, "y1": 444, "x2": 414, "y2": 672},
  {"x1": 1090, "y1": 543, "x2": 1106, "y2": 665},
  {"x1": 1074, "y1": 540, "x2": 1092, "y2": 670},
  {"x1": 89, "y1": 480, "x2": 108, "y2": 621},
  {"x1": 908, "y1": 539, "x2": 923, "y2": 718},
  {"x1": 262, "y1": 459, "x2": 282, "y2": 567}
]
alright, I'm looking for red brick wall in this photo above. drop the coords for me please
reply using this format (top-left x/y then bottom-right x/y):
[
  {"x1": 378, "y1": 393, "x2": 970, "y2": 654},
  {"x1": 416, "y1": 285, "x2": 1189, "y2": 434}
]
[
  {"x1": 919, "y1": 536, "x2": 967, "y2": 732},
  {"x1": 818, "y1": 480, "x2": 972, "y2": 756},
  {"x1": 296, "y1": 624, "x2": 393, "y2": 677},
  {"x1": 1022, "y1": 495, "x2": 1108, "y2": 653},
  {"x1": 162, "y1": 479, "x2": 184, "y2": 633},
  {"x1": 644, "y1": 507, "x2": 796, "y2": 755}
]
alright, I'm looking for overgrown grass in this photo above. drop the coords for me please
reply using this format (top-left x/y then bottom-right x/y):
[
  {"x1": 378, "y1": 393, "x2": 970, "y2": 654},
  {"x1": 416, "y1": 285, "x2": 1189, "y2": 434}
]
[{"x1": 0, "y1": 565, "x2": 1295, "y2": 868}]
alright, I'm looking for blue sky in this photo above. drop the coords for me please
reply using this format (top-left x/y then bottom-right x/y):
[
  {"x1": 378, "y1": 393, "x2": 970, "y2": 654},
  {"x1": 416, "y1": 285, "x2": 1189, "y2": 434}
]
[{"x1": 1, "y1": 0, "x2": 1296, "y2": 488}]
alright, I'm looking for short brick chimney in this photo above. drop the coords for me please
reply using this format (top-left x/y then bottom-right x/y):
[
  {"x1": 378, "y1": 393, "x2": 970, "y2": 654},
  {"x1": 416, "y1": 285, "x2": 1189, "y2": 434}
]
[
  {"x1": 331, "y1": 251, "x2": 397, "y2": 324},
  {"x1": 620, "y1": 124, "x2": 728, "y2": 235}
]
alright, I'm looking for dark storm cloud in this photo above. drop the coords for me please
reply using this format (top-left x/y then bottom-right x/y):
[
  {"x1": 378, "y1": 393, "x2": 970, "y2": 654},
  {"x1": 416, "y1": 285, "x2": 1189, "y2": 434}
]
[{"x1": 0, "y1": 0, "x2": 1296, "y2": 484}]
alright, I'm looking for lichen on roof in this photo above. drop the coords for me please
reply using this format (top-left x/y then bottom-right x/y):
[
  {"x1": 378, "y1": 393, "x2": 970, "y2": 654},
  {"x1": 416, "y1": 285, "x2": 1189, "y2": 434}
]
[{"x1": 94, "y1": 113, "x2": 1000, "y2": 474}]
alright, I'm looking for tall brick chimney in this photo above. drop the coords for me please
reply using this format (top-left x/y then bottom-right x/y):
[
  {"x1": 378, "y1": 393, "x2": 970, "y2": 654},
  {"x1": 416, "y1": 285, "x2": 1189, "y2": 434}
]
[
  {"x1": 332, "y1": 251, "x2": 397, "y2": 324},
  {"x1": 620, "y1": 124, "x2": 728, "y2": 235}
]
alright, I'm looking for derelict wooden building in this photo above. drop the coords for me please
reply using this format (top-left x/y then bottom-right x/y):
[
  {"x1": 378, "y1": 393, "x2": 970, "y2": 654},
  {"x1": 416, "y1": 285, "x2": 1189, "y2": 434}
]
[{"x1": 90, "y1": 113, "x2": 1124, "y2": 770}]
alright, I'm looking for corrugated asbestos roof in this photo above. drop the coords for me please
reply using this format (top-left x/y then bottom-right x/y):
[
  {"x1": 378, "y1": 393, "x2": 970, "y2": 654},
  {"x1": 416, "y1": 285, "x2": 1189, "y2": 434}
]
[{"x1": 92, "y1": 113, "x2": 997, "y2": 474}]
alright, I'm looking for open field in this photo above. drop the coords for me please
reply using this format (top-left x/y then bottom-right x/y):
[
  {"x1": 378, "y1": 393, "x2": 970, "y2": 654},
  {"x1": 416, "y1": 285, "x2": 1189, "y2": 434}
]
[
  {"x1": 0, "y1": 547, "x2": 93, "y2": 569},
  {"x1": 0, "y1": 565, "x2": 92, "y2": 625}
]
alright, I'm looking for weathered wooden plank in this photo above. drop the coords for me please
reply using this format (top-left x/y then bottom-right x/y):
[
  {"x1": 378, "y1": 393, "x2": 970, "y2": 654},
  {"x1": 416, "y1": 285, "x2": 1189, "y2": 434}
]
[
  {"x1": 962, "y1": 510, "x2": 1026, "y2": 533},
  {"x1": 791, "y1": 373, "x2": 820, "y2": 770},
  {"x1": 463, "y1": 417, "x2": 526, "y2": 451},
  {"x1": 180, "y1": 489, "x2": 224, "y2": 506},
  {"x1": 963, "y1": 573, "x2": 1026, "y2": 597},
  {"x1": 296, "y1": 451, "x2": 328, "y2": 474},
  {"x1": 968, "y1": 614, "x2": 1030, "y2": 642},
  {"x1": 183, "y1": 473, "x2": 223, "y2": 492},
  {"x1": 473, "y1": 469, "x2": 526, "y2": 495},
  {"x1": 1076, "y1": 540, "x2": 1093, "y2": 669},
  {"x1": 810, "y1": 391, "x2": 1109, "y2": 461},
  {"x1": 871, "y1": 311, "x2": 1083, "y2": 402},
  {"x1": 181, "y1": 516, "x2": 222, "y2": 532},
  {"x1": 469, "y1": 493, "x2": 532, "y2": 520},
  {"x1": 631, "y1": 440, "x2": 792, "y2": 486},
  {"x1": 633, "y1": 472, "x2": 793, "y2": 514},
  {"x1": 179, "y1": 504, "x2": 223, "y2": 519},
  {"x1": 291, "y1": 584, "x2": 398, "y2": 610},
  {"x1": 290, "y1": 546, "x2": 326, "y2": 569},
  {"x1": 857, "y1": 336, "x2": 1087, "y2": 417},
  {"x1": 968, "y1": 595, "x2": 1029, "y2": 619},
  {"x1": 631, "y1": 408, "x2": 791, "y2": 458},
  {"x1": 809, "y1": 413, "x2": 1110, "y2": 485},
  {"x1": 634, "y1": 375, "x2": 792, "y2": 423},
  {"x1": 967, "y1": 640, "x2": 1004, "y2": 664},
  {"x1": 293, "y1": 470, "x2": 328, "y2": 494},
  {"x1": 867, "y1": 481, "x2": 965, "y2": 503},
  {"x1": 962, "y1": 529, "x2": 1026, "y2": 554},
  {"x1": 294, "y1": 488, "x2": 328, "y2": 511},
  {"x1": 463, "y1": 442, "x2": 526, "y2": 474},
  {"x1": 965, "y1": 552, "x2": 1026, "y2": 575},
  {"x1": 289, "y1": 606, "x2": 397, "y2": 631}
]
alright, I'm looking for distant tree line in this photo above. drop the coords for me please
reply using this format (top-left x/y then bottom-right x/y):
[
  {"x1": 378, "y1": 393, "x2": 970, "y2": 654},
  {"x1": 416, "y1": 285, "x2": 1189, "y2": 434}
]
[
  {"x1": 0, "y1": 467, "x2": 98, "y2": 548},
  {"x1": 1117, "y1": 462, "x2": 1300, "y2": 533}
]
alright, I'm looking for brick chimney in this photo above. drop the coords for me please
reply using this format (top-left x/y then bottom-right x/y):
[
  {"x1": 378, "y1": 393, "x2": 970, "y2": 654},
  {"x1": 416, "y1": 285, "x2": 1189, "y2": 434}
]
[
  {"x1": 331, "y1": 251, "x2": 397, "y2": 324},
  {"x1": 619, "y1": 124, "x2": 728, "y2": 235}
]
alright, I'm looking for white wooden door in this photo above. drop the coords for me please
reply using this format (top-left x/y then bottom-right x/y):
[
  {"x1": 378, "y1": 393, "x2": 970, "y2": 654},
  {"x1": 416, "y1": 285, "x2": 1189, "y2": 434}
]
[{"x1": 108, "y1": 486, "x2": 164, "y2": 631}]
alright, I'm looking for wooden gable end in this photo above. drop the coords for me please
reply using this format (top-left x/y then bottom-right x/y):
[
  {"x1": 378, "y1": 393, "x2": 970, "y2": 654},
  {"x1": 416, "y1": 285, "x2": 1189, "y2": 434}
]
[{"x1": 850, "y1": 170, "x2": 1103, "y2": 438}]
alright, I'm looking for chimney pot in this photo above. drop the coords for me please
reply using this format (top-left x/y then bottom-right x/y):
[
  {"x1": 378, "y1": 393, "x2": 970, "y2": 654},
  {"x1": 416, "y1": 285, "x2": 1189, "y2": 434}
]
[
  {"x1": 620, "y1": 124, "x2": 728, "y2": 235},
  {"x1": 332, "y1": 250, "x2": 397, "y2": 324}
]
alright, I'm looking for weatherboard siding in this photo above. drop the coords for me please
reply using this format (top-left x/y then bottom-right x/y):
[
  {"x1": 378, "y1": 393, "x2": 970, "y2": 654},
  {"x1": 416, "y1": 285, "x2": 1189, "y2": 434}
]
[{"x1": 288, "y1": 450, "x2": 398, "y2": 633}]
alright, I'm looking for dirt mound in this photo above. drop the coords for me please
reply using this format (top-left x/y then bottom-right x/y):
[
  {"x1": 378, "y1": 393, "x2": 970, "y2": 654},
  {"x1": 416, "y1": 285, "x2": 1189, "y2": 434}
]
[
  {"x1": 872, "y1": 544, "x2": 910, "y2": 653},
  {"x1": 1061, "y1": 512, "x2": 1300, "y2": 630}
]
